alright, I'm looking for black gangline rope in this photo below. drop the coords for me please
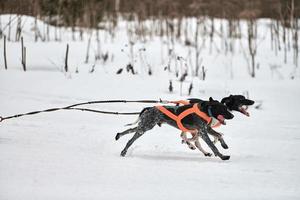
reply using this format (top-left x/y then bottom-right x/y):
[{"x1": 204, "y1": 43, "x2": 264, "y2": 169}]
[{"x1": 0, "y1": 99, "x2": 168, "y2": 123}]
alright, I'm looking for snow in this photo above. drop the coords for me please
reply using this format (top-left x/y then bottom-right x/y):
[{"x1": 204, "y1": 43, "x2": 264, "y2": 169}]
[{"x1": 0, "y1": 15, "x2": 300, "y2": 199}]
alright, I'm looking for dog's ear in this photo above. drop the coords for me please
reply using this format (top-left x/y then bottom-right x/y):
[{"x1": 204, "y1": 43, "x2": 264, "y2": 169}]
[
  {"x1": 221, "y1": 98, "x2": 225, "y2": 104},
  {"x1": 209, "y1": 97, "x2": 214, "y2": 101},
  {"x1": 199, "y1": 101, "x2": 208, "y2": 111},
  {"x1": 221, "y1": 97, "x2": 229, "y2": 104}
]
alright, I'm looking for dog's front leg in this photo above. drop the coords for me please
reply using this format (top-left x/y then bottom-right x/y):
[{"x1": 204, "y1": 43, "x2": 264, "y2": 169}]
[
  {"x1": 199, "y1": 126, "x2": 230, "y2": 160},
  {"x1": 194, "y1": 136, "x2": 212, "y2": 157},
  {"x1": 207, "y1": 127, "x2": 228, "y2": 149}
]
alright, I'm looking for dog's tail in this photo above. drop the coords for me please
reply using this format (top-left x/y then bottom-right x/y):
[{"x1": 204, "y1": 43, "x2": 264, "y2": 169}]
[
  {"x1": 125, "y1": 117, "x2": 140, "y2": 126},
  {"x1": 124, "y1": 107, "x2": 151, "y2": 126}
]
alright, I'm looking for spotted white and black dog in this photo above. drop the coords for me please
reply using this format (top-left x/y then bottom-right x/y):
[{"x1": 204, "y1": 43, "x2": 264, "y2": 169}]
[{"x1": 115, "y1": 97, "x2": 234, "y2": 160}]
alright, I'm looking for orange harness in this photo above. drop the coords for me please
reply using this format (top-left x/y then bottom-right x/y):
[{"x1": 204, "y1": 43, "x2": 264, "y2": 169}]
[{"x1": 156, "y1": 103, "x2": 212, "y2": 132}]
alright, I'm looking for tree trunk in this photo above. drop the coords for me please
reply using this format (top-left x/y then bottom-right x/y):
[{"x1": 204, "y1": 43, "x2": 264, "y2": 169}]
[{"x1": 65, "y1": 44, "x2": 69, "y2": 72}]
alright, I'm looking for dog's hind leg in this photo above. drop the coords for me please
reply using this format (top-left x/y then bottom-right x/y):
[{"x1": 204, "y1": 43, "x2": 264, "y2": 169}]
[
  {"x1": 120, "y1": 107, "x2": 161, "y2": 157},
  {"x1": 120, "y1": 122, "x2": 156, "y2": 156},
  {"x1": 115, "y1": 127, "x2": 138, "y2": 141},
  {"x1": 120, "y1": 131, "x2": 143, "y2": 156}
]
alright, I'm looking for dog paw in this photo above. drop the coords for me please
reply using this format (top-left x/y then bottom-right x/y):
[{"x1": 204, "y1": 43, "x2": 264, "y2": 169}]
[
  {"x1": 115, "y1": 133, "x2": 120, "y2": 141},
  {"x1": 189, "y1": 146, "x2": 196, "y2": 150},
  {"x1": 221, "y1": 143, "x2": 229, "y2": 149},
  {"x1": 204, "y1": 153, "x2": 212, "y2": 157},
  {"x1": 220, "y1": 155, "x2": 230, "y2": 160},
  {"x1": 120, "y1": 150, "x2": 127, "y2": 157}
]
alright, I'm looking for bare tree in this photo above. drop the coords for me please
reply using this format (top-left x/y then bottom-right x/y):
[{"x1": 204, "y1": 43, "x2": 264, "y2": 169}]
[
  {"x1": 65, "y1": 44, "x2": 69, "y2": 72},
  {"x1": 15, "y1": 15, "x2": 22, "y2": 41},
  {"x1": 21, "y1": 37, "x2": 26, "y2": 71},
  {"x1": 3, "y1": 35, "x2": 8, "y2": 70},
  {"x1": 85, "y1": 31, "x2": 92, "y2": 63},
  {"x1": 247, "y1": 18, "x2": 258, "y2": 78}
]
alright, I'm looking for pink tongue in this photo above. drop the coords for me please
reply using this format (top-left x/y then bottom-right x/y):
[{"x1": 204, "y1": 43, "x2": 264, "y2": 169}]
[
  {"x1": 240, "y1": 107, "x2": 250, "y2": 116},
  {"x1": 217, "y1": 115, "x2": 226, "y2": 125}
]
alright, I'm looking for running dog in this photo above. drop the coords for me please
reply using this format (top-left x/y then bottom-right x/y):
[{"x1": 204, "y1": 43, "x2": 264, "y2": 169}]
[
  {"x1": 115, "y1": 98, "x2": 234, "y2": 160},
  {"x1": 180, "y1": 95, "x2": 255, "y2": 154}
]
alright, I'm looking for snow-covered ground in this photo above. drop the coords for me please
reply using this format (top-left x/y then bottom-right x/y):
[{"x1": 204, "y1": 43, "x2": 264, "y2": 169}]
[{"x1": 0, "y1": 15, "x2": 300, "y2": 199}]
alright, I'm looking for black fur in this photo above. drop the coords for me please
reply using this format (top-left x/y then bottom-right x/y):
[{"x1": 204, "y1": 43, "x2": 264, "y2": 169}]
[
  {"x1": 221, "y1": 95, "x2": 255, "y2": 115},
  {"x1": 116, "y1": 99, "x2": 233, "y2": 160},
  {"x1": 180, "y1": 95, "x2": 254, "y2": 153},
  {"x1": 188, "y1": 95, "x2": 255, "y2": 115}
]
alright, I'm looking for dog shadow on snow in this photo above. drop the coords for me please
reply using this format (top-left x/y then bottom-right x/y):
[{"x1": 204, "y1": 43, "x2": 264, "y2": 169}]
[
  {"x1": 129, "y1": 151, "x2": 228, "y2": 163},
  {"x1": 130, "y1": 153, "x2": 262, "y2": 164}
]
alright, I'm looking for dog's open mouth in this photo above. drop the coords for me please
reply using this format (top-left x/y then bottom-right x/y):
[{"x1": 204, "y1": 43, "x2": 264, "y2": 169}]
[
  {"x1": 217, "y1": 115, "x2": 226, "y2": 125},
  {"x1": 239, "y1": 105, "x2": 249, "y2": 116}
]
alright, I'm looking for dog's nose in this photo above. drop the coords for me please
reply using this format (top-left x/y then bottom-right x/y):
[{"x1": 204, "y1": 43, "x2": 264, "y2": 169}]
[{"x1": 247, "y1": 100, "x2": 255, "y2": 105}]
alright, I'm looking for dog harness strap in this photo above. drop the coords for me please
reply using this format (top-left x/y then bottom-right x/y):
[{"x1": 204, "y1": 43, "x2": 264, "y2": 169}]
[
  {"x1": 156, "y1": 106, "x2": 179, "y2": 122},
  {"x1": 156, "y1": 104, "x2": 212, "y2": 132},
  {"x1": 192, "y1": 104, "x2": 212, "y2": 125},
  {"x1": 170, "y1": 100, "x2": 190, "y2": 105},
  {"x1": 157, "y1": 106, "x2": 190, "y2": 132}
]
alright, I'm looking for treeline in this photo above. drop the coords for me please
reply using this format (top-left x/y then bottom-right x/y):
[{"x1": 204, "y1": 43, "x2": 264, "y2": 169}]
[
  {"x1": 1, "y1": 0, "x2": 299, "y2": 27},
  {"x1": 0, "y1": 0, "x2": 116, "y2": 28},
  {"x1": 0, "y1": 0, "x2": 299, "y2": 76},
  {"x1": 119, "y1": 0, "x2": 300, "y2": 20}
]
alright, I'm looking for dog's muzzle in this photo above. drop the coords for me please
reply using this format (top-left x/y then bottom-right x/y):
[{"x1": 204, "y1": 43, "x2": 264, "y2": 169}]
[{"x1": 239, "y1": 105, "x2": 249, "y2": 116}]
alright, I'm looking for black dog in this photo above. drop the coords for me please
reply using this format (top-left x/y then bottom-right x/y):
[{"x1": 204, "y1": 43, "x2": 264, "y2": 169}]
[
  {"x1": 221, "y1": 95, "x2": 255, "y2": 116},
  {"x1": 186, "y1": 95, "x2": 255, "y2": 116},
  {"x1": 115, "y1": 98, "x2": 234, "y2": 160},
  {"x1": 180, "y1": 95, "x2": 255, "y2": 153}
]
